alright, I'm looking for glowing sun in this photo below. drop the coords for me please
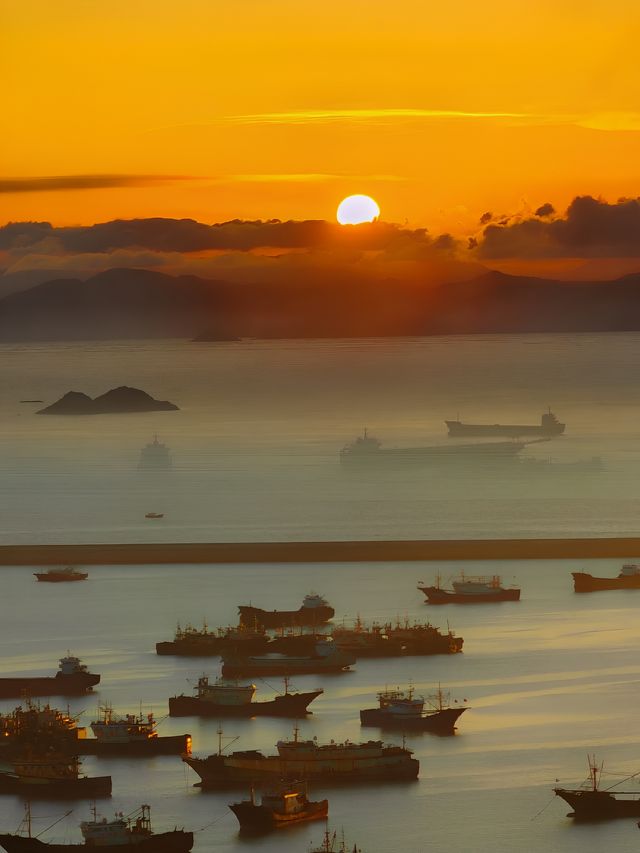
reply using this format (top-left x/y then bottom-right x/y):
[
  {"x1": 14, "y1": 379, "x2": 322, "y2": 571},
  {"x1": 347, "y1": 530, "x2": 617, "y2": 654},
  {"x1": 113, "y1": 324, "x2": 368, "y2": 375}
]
[{"x1": 336, "y1": 194, "x2": 380, "y2": 225}]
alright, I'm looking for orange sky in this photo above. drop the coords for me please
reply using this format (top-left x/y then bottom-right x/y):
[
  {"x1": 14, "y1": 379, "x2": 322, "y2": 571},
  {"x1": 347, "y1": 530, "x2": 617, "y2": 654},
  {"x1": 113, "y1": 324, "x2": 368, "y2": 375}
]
[{"x1": 3, "y1": 0, "x2": 640, "y2": 231}]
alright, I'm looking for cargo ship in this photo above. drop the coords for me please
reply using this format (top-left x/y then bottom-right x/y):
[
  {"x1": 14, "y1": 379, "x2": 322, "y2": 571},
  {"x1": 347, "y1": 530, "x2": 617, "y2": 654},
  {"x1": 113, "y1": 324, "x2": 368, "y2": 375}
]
[
  {"x1": 332, "y1": 617, "x2": 463, "y2": 656},
  {"x1": 554, "y1": 755, "x2": 640, "y2": 819},
  {"x1": 0, "y1": 656, "x2": 100, "y2": 699},
  {"x1": 229, "y1": 782, "x2": 328, "y2": 832},
  {"x1": 0, "y1": 804, "x2": 193, "y2": 852},
  {"x1": 33, "y1": 567, "x2": 87, "y2": 583},
  {"x1": 238, "y1": 594, "x2": 335, "y2": 629},
  {"x1": 138, "y1": 434, "x2": 172, "y2": 470},
  {"x1": 360, "y1": 686, "x2": 467, "y2": 734},
  {"x1": 79, "y1": 705, "x2": 191, "y2": 756},
  {"x1": 183, "y1": 727, "x2": 419, "y2": 788},
  {"x1": 0, "y1": 753, "x2": 111, "y2": 799},
  {"x1": 446, "y1": 409, "x2": 565, "y2": 438},
  {"x1": 156, "y1": 622, "x2": 269, "y2": 656},
  {"x1": 418, "y1": 575, "x2": 521, "y2": 604},
  {"x1": 572, "y1": 563, "x2": 640, "y2": 593},
  {"x1": 340, "y1": 429, "x2": 525, "y2": 466},
  {"x1": 169, "y1": 676, "x2": 322, "y2": 718},
  {"x1": 221, "y1": 639, "x2": 355, "y2": 677}
]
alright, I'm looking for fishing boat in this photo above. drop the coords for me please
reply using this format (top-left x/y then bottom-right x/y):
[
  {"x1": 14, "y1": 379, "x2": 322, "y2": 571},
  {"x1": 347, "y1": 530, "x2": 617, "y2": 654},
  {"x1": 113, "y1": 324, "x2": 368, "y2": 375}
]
[
  {"x1": 0, "y1": 657, "x2": 100, "y2": 699},
  {"x1": 332, "y1": 617, "x2": 463, "y2": 656},
  {"x1": 238, "y1": 593, "x2": 334, "y2": 629},
  {"x1": 229, "y1": 781, "x2": 328, "y2": 831},
  {"x1": 0, "y1": 803, "x2": 193, "y2": 852},
  {"x1": 169, "y1": 676, "x2": 322, "y2": 717},
  {"x1": 0, "y1": 752, "x2": 111, "y2": 798},
  {"x1": 310, "y1": 829, "x2": 363, "y2": 853},
  {"x1": 144, "y1": 512, "x2": 164, "y2": 519},
  {"x1": 418, "y1": 574, "x2": 521, "y2": 604},
  {"x1": 33, "y1": 568, "x2": 87, "y2": 583},
  {"x1": 554, "y1": 755, "x2": 640, "y2": 819},
  {"x1": 572, "y1": 563, "x2": 640, "y2": 593},
  {"x1": 78, "y1": 705, "x2": 191, "y2": 756},
  {"x1": 183, "y1": 726, "x2": 419, "y2": 788},
  {"x1": 446, "y1": 408, "x2": 566, "y2": 437},
  {"x1": 360, "y1": 685, "x2": 467, "y2": 734},
  {"x1": 156, "y1": 622, "x2": 269, "y2": 656},
  {"x1": 221, "y1": 639, "x2": 355, "y2": 677}
]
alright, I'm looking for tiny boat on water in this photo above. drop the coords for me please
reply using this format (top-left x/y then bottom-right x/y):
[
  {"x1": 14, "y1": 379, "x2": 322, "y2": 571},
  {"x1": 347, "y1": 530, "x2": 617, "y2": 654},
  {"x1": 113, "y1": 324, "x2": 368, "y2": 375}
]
[
  {"x1": 238, "y1": 593, "x2": 334, "y2": 629},
  {"x1": 229, "y1": 781, "x2": 328, "y2": 831},
  {"x1": 554, "y1": 755, "x2": 640, "y2": 819},
  {"x1": 0, "y1": 803, "x2": 193, "y2": 852},
  {"x1": 144, "y1": 512, "x2": 164, "y2": 519},
  {"x1": 360, "y1": 685, "x2": 467, "y2": 734},
  {"x1": 0, "y1": 656, "x2": 100, "y2": 699},
  {"x1": 0, "y1": 752, "x2": 111, "y2": 799},
  {"x1": 572, "y1": 563, "x2": 640, "y2": 593},
  {"x1": 169, "y1": 675, "x2": 322, "y2": 717},
  {"x1": 33, "y1": 567, "x2": 87, "y2": 583},
  {"x1": 418, "y1": 574, "x2": 520, "y2": 604}
]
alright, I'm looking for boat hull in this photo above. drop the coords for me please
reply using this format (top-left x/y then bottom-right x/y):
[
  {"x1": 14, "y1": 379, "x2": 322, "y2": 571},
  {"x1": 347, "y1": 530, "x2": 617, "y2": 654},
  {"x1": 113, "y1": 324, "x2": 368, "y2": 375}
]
[
  {"x1": 0, "y1": 773, "x2": 111, "y2": 799},
  {"x1": 221, "y1": 658, "x2": 353, "y2": 677},
  {"x1": 359, "y1": 706, "x2": 466, "y2": 734},
  {"x1": 33, "y1": 575, "x2": 87, "y2": 583},
  {"x1": 554, "y1": 787, "x2": 640, "y2": 819},
  {"x1": 156, "y1": 637, "x2": 268, "y2": 656},
  {"x1": 572, "y1": 572, "x2": 640, "y2": 593},
  {"x1": 169, "y1": 691, "x2": 322, "y2": 718},
  {"x1": 0, "y1": 831, "x2": 193, "y2": 852},
  {"x1": 445, "y1": 421, "x2": 564, "y2": 437},
  {"x1": 77, "y1": 734, "x2": 190, "y2": 756},
  {"x1": 0, "y1": 673, "x2": 100, "y2": 699},
  {"x1": 229, "y1": 799, "x2": 328, "y2": 831},
  {"x1": 418, "y1": 585, "x2": 521, "y2": 604},
  {"x1": 238, "y1": 606, "x2": 334, "y2": 629}
]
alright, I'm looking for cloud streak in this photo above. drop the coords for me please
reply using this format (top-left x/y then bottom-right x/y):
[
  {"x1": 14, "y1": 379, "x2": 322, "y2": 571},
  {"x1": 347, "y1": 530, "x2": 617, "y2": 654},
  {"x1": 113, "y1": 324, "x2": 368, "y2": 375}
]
[
  {"x1": 223, "y1": 108, "x2": 536, "y2": 125},
  {"x1": 0, "y1": 175, "x2": 194, "y2": 194}
]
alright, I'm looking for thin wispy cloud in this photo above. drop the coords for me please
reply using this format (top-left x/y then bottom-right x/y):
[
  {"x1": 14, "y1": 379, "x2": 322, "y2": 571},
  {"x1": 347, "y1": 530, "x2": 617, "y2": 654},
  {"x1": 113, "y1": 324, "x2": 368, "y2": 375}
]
[
  {"x1": 223, "y1": 108, "x2": 537, "y2": 125},
  {"x1": 0, "y1": 175, "x2": 194, "y2": 194},
  {"x1": 224, "y1": 173, "x2": 405, "y2": 183}
]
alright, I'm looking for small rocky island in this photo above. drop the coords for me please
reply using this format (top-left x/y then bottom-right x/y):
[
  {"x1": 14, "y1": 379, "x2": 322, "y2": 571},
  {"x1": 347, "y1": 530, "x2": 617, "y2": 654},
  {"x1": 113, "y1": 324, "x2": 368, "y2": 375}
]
[{"x1": 37, "y1": 386, "x2": 179, "y2": 415}]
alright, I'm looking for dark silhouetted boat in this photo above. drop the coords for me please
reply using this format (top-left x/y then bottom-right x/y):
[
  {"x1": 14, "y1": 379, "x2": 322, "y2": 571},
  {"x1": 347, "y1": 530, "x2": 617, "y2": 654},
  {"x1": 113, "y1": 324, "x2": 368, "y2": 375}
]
[
  {"x1": 418, "y1": 574, "x2": 521, "y2": 604},
  {"x1": 33, "y1": 568, "x2": 87, "y2": 583},
  {"x1": 169, "y1": 676, "x2": 322, "y2": 717},
  {"x1": 221, "y1": 639, "x2": 355, "y2": 677},
  {"x1": 446, "y1": 408, "x2": 565, "y2": 437},
  {"x1": 0, "y1": 803, "x2": 193, "y2": 852},
  {"x1": 238, "y1": 593, "x2": 334, "y2": 628},
  {"x1": 572, "y1": 563, "x2": 640, "y2": 593},
  {"x1": 554, "y1": 755, "x2": 640, "y2": 819},
  {"x1": 333, "y1": 618, "x2": 463, "y2": 657},
  {"x1": 138, "y1": 435, "x2": 172, "y2": 470},
  {"x1": 0, "y1": 753, "x2": 111, "y2": 799},
  {"x1": 156, "y1": 622, "x2": 269, "y2": 656},
  {"x1": 310, "y1": 829, "x2": 363, "y2": 853},
  {"x1": 0, "y1": 657, "x2": 99, "y2": 699},
  {"x1": 79, "y1": 705, "x2": 190, "y2": 756},
  {"x1": 360, "y1": 685, "x2": 467, "y2": 734},
  {"x1": 229, "y1": 781, "x2": 328, "y2": 831}
]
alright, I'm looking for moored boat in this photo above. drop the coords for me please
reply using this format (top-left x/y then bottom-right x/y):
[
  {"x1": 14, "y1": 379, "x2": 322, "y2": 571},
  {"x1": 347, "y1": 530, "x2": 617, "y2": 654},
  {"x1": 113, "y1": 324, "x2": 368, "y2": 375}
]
[
  {"x1": 0, "y1": 803, "x2": 193, "y2": 852},
  {"x1": 332, "y1": 617, "x2": 463, "y2": 656},
  {"x1": 221, "y1": 639, "x2": 355, "y2": 677},
  {"x1": 229, "y1": 781, "x2": 328, "y2": 831},
  {"x1": 156, "y1": 622, "x2": 269, "y2": 656},
  {"x1": 310, "y1": 829, "x2": 363, "y2": 853},
  {"x1": 79, "y1": 705, "x2": 190, "y2": 756},
  {"x1": 0, "y1": 753, "x2": 111, "y2": 799},
  {"x1": 0, "y1": 656, "x2": 100, "y2": 699},
  {"x1": 138, "y1": 434, "x2": 172, "y2": 470},
  {"x1": 360, "y1": 685, "x2": 467, "y2": 734},
  {"x1": 572, "y1": 563, "x2": 640, "y2": 593},
  {"x1": 169, "y1": 676, "x2": 322, "y2": 717},
  {"x1": 446, "y1": 408, "x2": 566, "y2": 437},
  {"x1": 238, "y1": 593, "x2": 334, "y2": 629},
  {"x1": 554, "y1": 755, "x2": 640, "y2": 819},
  {"x1": 183, "y1": 726, "x2": 419, "y2": 788},
  {"x1": 0, "y1": 702, "x2": 81, "y2": 758},
  {"x1": 418, "y1": 574, "x2": 521, "y2": 604},
  {"x1": 33, "y1": 568, "x2": 87, "y2": 583}
]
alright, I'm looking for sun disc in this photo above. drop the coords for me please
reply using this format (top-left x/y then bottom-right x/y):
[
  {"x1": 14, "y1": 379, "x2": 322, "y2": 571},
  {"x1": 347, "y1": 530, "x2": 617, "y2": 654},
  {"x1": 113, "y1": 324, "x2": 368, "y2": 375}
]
[{"x1": 337, "y1": 194, "x2": 380, "y2": 225}]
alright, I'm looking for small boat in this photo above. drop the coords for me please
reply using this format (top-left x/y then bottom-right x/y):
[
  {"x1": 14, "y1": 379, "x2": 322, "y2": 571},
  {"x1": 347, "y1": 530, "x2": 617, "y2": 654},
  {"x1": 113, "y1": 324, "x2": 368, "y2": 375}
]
[
  {"x1": 169, "y1": 676, "x2": 322, "y2": 718},
  {"x1": 238, "y1": 593, "x2": 334, "y2": 629},
  {"x1": 229, "y1": 781, "x2": 328, "y2": 832},
  {"x1": 572, "y1": 563, "x2": 640, "y2": 593},
  {"x1": 0, "y1": 656, "x2": 100, "y2": 699},
  {"x1": 156, "y1": 622, "x2": 269, "y2": 656},
  {"x1": 418, "y1": 574, "x2": 520, "y2": 604},
  {"x1": 79, "y1": 704, "x2": 191, "y2": 756},
  {"x1": 33, "y1": 567, "x2": 87, "y2": 583},
  {"x1": 221, "y1": 639, "x2": 355, "y2": 677},
  {"x1": 554, "y1": 755, "x2": 640, "y2": 819},
  {"x1": 138, "y1": 434, "x2": 172, "y2": 470},
  {"x1": 0, "y1": 803, "x2": 193, "y2": 852},
  {"x1": 0, "y1": 752, "x2": 111, "y2": 799},
  {"x1": 145, "y1": 512, "x2": 164, "y2": 519},
  {"x1": 333, "y1": 616, "x2": 463, "y2": 656},
  {"x1": 310, "y1": 829, "x2": 363, "y2": 853},
  {"x1": 0, "y1": 702, "x2": 81, "y2": 759},
  {"x1": 360, "y1": 685, "x2": 467, "y2": 734},
  {"x1": 446, "y1": 408, "x2": 566, "y2": 437}
]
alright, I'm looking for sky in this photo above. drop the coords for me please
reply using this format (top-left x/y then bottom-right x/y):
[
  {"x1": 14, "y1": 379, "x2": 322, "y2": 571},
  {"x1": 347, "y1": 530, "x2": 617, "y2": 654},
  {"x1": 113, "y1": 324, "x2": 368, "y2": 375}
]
[{"x1": 3, "y1": 0, "x2": 640, "y2": 233}]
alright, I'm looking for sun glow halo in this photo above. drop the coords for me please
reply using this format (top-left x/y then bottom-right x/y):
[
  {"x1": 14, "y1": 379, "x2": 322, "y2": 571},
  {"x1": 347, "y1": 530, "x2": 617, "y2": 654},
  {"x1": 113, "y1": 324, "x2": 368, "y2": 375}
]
[{"x1": 336, "y1": 194, "x2": 380, "y2": 225}]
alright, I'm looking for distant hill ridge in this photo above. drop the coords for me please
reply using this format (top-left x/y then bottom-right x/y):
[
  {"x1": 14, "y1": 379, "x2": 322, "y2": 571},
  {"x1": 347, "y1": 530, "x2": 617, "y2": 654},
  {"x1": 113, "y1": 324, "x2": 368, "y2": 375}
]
[
  {"x1": 37, "y1": 386, "x2": 179, "y2": 415},
  {"x1": 2, "y1": 266, "x2": 640, "y2": 341}
]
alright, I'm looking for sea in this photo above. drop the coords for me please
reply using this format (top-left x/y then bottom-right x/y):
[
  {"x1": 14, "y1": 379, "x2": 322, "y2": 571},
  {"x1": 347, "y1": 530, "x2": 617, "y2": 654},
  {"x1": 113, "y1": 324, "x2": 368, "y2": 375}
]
[{"x1": 2, "y1": 333, "x2": 640, "y2": 852}]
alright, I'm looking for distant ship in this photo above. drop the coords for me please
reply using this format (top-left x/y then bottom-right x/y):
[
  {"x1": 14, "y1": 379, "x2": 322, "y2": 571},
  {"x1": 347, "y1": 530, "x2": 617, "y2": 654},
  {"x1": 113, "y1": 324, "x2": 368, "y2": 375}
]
[
  {"x1": 0, "y1": 656, "x2": 100, "y2": 699},
  {"x1": 221, "y1": 639, "x2": 355, "y2": 677},
  {"x1": 33, "y1": 567, "x2": 87, "y2": 583},
  {"x1": 0, "y1": 753, "x2": 111, "y2": 798},
  {"x1": 138, "y1": 435, "x2": 172, "y2": 470},
  {"x1": 332, "y1": 617, "x2": 463, "y2": 656},
  {"x1": 238, "y1": 593, "x2": 335, "y2": 629},
  {"x1": 554, "y1": 755, "x2": 640, "y2": 819},
  {"x1": 229, "y1": 782, "x2": 328, "y2": 831},
  {"x1": 418, "y1": 574, "x2": 521, "y2": 604},
  {"x1": 156, "y1": 622, "x2": 269, "y2": 656},
  {"x1": 572, "y1": 563, "x2": 640, "y2": 593},
  {"x1": 145, "y1": 512, "x2": 164, "y2": 519},
  {"x1": 0, "y1": 702, "x2": 80, "y2": 758},
  {"x1": 360, "y1": 686, "x2": 467, "y2": 734},
  {"x1": 0, "y1": 804, "x2": 193, "y2": 852},
  {"x1": 169, "y1": 675, "x2": 322, "y2": 718},
  {"x1": 81, "y1": 705, "x2": 191, "y2": 756},
  {"x1": 340, "y1": 429, "x2": 526, "y2": 466},
  {"x1": 183, "y1": 726, "x2": 419, "y2": 787},
  {"x1": 446, "y1": 408, "x2": 565, "y2": 438}
]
